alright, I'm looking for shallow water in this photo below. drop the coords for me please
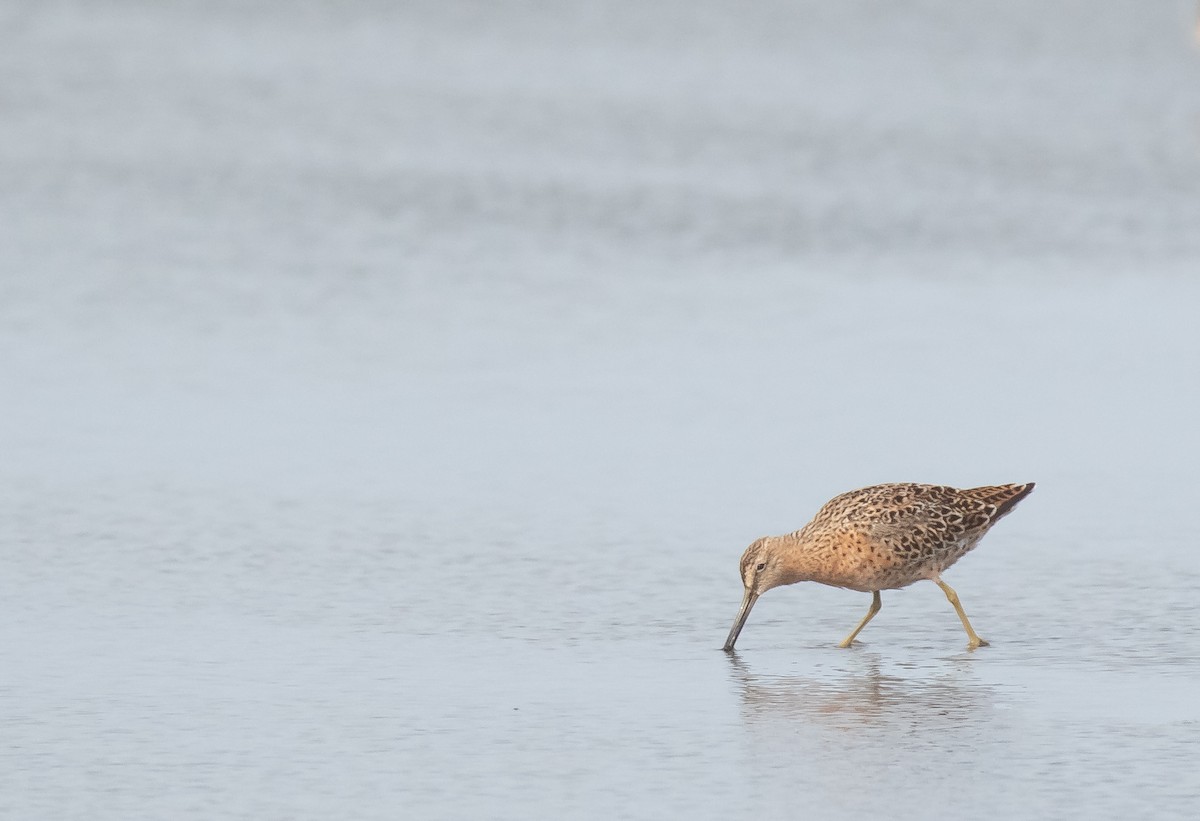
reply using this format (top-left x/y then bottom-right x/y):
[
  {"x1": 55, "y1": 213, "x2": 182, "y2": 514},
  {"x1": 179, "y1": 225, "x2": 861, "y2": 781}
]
[{"x1": 3, "y1": 1, "x2": 1200, "y2": 818}]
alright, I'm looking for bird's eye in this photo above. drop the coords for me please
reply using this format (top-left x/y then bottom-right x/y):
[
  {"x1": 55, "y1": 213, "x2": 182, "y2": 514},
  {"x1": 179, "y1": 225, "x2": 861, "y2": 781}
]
[{"x1": 756, "y1": 562, "x2": 766, "y2": 571}]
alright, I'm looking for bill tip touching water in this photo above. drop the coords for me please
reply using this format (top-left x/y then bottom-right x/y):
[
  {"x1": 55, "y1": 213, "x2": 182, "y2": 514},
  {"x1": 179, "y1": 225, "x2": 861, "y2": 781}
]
[{"x1": 723, "y1": 482, "x2": 1035, "y2": 652}]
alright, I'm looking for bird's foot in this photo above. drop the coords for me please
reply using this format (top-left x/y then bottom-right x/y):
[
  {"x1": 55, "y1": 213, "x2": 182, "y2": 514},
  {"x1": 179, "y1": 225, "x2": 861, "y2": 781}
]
[{"x1": 967, "y1": 637, "x2": 990, "y2": 649}]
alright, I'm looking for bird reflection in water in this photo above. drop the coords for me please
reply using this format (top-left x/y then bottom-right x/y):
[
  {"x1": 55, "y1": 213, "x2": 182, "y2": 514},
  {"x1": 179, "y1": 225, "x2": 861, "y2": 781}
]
[{"x1": 724, "y1": 651, "x2": 995, "y2": 731}]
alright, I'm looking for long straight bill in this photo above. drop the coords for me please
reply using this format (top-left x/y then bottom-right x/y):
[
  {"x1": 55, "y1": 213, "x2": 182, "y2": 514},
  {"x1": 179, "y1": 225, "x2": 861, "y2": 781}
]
[{"x1": 723, "y1": 589, "x2": 759, "y2": 651}]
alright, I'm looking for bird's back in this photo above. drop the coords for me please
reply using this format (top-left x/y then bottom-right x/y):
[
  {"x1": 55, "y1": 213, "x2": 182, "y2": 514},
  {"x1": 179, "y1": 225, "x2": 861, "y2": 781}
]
[{"x1": 796, "y1": 482, "x2": 1034, "y2": 589}]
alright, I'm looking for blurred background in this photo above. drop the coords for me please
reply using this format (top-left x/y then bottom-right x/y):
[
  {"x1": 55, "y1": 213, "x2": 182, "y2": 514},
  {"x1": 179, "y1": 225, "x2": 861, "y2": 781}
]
[{"x1": 2, "y1": 1, "x2": 1199, "y2": 819}]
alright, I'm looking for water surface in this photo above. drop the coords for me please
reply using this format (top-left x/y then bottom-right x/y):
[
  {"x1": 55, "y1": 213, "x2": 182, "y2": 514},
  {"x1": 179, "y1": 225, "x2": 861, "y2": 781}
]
[{"x1": 2, "y1": 1, "x2": 1200, "y2": 818}]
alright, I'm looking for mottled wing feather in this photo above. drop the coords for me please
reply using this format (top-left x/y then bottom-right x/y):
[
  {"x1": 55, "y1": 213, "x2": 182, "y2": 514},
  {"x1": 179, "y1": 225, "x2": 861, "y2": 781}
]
[
  {"x1": 776, "y1": 481, "x2": 1034, "y2": 592},
  {"x1": 812, "y1": 482, "x2": 1034, "y2": 565},
  {"x1": 859, "y1": 485, "x2": 972, "y2": 556}
]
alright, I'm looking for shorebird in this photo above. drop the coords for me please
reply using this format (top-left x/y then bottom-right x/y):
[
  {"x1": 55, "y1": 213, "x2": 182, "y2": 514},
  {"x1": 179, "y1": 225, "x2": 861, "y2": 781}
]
[{"x1": 723, "y1": 482, "x2": 1034, "y2": 651}]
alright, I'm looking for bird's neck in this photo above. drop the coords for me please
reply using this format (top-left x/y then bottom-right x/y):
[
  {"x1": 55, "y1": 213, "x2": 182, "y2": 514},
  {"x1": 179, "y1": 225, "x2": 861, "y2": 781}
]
[
  {"x1": 768, "y1": 531, "x2": 840, "y2": 588},
  {"x1": 768, "y1": 535, "x2": 825, "y2": 585}
]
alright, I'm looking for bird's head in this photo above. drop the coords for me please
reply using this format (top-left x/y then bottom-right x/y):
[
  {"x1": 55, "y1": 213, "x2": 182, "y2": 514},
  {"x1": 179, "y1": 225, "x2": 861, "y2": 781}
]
[
  {"x1": 738, "y1": 536, "x2": 788, "y2": 595},
  {"x1": 724, "y1": 536, "x2": 784, "y2": 651}
]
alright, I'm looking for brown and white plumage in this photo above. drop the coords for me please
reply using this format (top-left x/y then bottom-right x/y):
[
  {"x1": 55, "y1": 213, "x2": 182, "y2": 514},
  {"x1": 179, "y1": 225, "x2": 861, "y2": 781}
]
[{"x1": 724, "y1": 482, "x2": 1035, "y2": 651}]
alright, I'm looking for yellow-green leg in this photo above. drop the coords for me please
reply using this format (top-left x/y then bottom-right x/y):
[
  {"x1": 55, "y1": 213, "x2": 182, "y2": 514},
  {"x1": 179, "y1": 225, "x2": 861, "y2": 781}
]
[
  {"x1": 935, "y1": 578, "x2": 989, "y2": 649},
  {"x1": 838, "y1": 590, "x2": 882, "y2": 648}
]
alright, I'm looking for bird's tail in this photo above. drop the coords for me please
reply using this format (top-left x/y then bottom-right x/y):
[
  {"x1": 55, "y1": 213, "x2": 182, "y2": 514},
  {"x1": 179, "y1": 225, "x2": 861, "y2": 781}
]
[{"x1": 979, "y1": 482, "x2": 1036, "y2": 519}]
